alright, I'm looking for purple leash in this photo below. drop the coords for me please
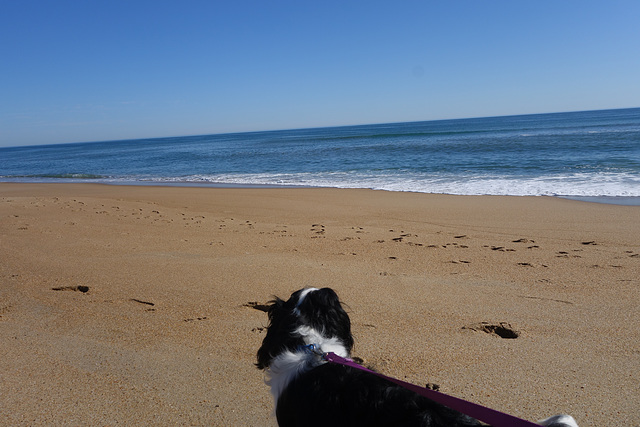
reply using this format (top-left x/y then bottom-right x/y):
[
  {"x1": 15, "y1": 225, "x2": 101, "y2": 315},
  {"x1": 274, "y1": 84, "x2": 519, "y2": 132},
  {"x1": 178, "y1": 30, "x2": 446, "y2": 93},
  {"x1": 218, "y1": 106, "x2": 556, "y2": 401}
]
[{"x1": 323, "y1": 351, "x2": 540, "y2": 427}]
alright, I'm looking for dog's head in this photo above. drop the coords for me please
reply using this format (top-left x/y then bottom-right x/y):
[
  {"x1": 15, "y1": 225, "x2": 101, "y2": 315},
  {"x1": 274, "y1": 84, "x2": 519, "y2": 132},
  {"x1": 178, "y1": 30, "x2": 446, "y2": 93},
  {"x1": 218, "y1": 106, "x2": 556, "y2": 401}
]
[{"x1": 256, "y1": 287, "x2": 354, "y2": 370}]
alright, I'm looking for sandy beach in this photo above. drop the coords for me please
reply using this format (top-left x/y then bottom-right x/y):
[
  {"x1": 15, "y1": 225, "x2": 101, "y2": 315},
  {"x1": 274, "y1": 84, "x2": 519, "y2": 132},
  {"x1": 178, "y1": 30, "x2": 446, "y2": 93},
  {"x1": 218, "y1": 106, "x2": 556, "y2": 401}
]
[{"x1": 1, "y1": 183, "x2": 638, "y2": 426}]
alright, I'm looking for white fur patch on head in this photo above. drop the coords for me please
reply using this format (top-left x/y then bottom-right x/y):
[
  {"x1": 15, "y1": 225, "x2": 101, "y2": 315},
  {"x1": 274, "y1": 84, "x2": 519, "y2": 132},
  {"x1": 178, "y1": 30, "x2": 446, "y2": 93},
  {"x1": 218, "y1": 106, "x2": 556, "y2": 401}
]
[{"x1": 292, "y1": 287, "x2": 318, "y2": 316}]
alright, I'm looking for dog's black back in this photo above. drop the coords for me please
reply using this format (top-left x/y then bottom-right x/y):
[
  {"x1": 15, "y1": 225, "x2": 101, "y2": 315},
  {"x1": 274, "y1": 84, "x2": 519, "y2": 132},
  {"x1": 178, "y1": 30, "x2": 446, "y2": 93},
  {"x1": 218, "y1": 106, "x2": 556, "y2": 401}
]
[{"x1": 277, "y1": 362, "x2": 481, "y2": 427}]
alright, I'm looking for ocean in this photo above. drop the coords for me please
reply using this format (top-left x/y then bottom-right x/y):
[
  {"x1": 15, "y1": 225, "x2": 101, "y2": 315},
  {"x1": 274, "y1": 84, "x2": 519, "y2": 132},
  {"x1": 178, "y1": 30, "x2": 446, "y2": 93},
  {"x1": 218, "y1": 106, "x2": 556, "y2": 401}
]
[{"x1": 1, "y1": 108, "x2": 639, "y2": 204}]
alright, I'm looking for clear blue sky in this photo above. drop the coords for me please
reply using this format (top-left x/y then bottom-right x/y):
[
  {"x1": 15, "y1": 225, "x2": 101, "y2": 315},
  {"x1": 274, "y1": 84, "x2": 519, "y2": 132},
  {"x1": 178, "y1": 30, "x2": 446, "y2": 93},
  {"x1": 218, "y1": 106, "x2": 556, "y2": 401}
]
[{"x1": 1, "y1": 1, "x2": 639, "y2": 147}]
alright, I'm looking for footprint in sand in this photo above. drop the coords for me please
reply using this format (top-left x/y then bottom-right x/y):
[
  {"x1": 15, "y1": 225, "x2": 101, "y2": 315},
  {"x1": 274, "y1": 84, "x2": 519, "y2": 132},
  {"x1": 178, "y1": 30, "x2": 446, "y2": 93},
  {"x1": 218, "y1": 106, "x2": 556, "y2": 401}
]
[
  {"x1": 513, "y1": 238, "x2": 535, "y2": 243},
  {"x1": 444, "y1": 243, "x2": 468, "y2": 248},
  {"x1": 515, "y1": 239, "x2": 540, "y2": 249},
  {"x1": 462, "y1": 322, "x2": 520, "y2": 339},
  {"x1": 129, "y1": 298, "x2": 156, "y2": 311},
  {"x1": 52, "y1": 285, "x2": 90, "y2": 293},
  {"x1": 556, "y1": 251, "x2": 581, "y2": 258},
  {"x1": 130, "y1": 298, "x2": 155, "y2": 306},
  {"x1": 517, "y1": 262, "x2": 535, "y2": 267},
  {"x1": 311, "y1": 224, "x2": 326, "y2": 238},
  {"x1": 184, "y1": 316, "x2": 209, "y2": 322},
  {"x1": 490, "y1": 246, "x2": 515, "y2": 252}
]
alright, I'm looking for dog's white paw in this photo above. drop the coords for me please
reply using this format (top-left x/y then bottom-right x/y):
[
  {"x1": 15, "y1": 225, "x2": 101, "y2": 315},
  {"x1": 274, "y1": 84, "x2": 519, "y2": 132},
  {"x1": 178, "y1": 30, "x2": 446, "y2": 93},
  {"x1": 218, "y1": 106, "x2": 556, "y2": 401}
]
[{"x1": 538, "y1": 414, "x2": 579, "y2": 427}]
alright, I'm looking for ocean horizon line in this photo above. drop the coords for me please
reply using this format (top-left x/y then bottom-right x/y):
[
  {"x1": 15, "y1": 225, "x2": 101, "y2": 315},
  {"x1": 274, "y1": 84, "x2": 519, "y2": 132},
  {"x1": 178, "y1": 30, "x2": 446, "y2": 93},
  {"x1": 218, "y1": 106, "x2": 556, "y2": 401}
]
[{"x1": 5, "y1": 106, "x2": 638, "y2": 150}]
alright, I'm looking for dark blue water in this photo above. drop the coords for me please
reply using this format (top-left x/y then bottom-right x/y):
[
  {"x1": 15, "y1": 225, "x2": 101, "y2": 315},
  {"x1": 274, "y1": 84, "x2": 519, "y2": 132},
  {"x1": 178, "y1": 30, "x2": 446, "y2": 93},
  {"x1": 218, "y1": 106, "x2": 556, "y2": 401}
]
[{"x1": 1, "y1": 108, "x2": 639, "y2": 199}]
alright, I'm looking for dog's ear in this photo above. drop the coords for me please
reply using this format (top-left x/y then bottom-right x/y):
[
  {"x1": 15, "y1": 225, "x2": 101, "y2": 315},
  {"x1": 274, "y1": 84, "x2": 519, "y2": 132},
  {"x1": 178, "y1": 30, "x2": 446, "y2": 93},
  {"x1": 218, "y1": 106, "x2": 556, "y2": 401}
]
[
  {"x1": 266, "y1": 297, "x2": 285, "y2": 323},
  {"x1": 256, "y1": 297, "x2": 286, "y2": 370}
]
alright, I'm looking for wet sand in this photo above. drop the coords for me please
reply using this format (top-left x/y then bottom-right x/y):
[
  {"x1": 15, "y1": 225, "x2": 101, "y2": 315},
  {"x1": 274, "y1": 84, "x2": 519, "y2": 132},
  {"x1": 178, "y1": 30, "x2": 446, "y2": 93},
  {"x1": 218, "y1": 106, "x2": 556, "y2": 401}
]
[{"x1": 1, "y1": 183, "x2": 638, "y2": 425}]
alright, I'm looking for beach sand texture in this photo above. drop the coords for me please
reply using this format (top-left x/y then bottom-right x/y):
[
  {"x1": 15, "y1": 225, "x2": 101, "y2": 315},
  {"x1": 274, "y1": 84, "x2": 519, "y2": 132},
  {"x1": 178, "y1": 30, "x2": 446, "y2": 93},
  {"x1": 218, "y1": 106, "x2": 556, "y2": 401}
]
[{"x1": 1, "y1": 183, "x2": 638, "y2": 426}]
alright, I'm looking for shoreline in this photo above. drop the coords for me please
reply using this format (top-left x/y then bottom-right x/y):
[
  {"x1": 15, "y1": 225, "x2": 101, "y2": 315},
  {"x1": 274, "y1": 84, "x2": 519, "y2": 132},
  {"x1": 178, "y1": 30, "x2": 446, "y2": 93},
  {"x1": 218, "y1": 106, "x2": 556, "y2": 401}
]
[
  {"x1": 557, "y1": 195, "x2": 640, "y2": 206},
  {"x1": 2, "y1": 178, "x2": 639, "y2": 206},
  {"x1": 1, "y1": 183, "x2": 638, "y2": 425}
]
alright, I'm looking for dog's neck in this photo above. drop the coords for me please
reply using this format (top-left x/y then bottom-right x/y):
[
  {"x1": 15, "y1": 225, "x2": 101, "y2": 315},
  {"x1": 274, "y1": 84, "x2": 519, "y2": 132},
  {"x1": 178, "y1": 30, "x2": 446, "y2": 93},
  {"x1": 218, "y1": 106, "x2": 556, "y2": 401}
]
[
  {"x1": 295, "y1": 325, "x2": 350, "y2": 356},
  {"x1": 264, "y1": 326, "x2": 350, "y2": 402}
]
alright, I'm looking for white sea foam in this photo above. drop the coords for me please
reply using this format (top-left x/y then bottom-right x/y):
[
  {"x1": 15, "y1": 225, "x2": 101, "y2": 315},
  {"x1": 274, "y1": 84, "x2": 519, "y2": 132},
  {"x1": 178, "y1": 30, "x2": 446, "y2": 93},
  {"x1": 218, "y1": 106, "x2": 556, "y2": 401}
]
[{"x1": 149, "y1": 171, "x2": 640, "y2": 198}]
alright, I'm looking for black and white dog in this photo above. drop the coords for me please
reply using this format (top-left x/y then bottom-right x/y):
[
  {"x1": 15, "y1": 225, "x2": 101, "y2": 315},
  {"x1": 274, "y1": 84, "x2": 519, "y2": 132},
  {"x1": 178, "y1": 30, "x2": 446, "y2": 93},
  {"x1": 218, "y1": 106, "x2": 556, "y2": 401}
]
[{"x1": 256, "y1": 287, "x2": 579, "y2": 427}]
